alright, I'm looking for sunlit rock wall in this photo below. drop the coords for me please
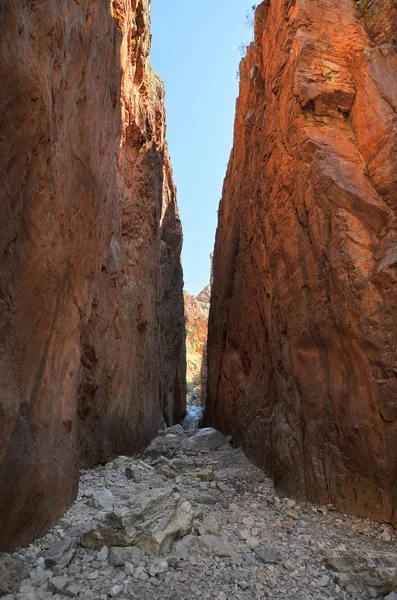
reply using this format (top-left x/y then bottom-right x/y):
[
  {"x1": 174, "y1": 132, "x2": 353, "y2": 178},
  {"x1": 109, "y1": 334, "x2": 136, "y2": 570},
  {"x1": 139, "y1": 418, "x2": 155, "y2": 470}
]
[{"x1": 207, "y1": 0, "x2": 397, "y2": 524}]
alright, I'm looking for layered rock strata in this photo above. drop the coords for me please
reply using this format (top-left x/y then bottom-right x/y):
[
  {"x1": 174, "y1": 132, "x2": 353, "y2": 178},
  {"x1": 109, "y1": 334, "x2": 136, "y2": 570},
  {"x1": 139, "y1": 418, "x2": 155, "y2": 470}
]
[
  {"x1": 0, "y1": 0, "x2": 185, "y2": 548},
  {"x1": 207, "y1": 0, "x2": 397, "y2": 524}
]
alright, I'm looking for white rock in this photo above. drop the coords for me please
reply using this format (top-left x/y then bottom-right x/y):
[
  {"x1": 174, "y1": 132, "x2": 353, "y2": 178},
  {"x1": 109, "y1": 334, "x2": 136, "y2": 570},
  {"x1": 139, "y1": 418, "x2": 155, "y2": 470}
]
[
  {"x1": 97, "y1": 546, "x2": 108, "y2": 561},
  {"x1": 35, "y1": 558, "x2": 45, "y2": 568},
  {"x1": 109, "y1": 585, "x2": 123, "y2": 598},
  {"x1": 89, "y1": 488, "x2": 115, "y2": 510}
]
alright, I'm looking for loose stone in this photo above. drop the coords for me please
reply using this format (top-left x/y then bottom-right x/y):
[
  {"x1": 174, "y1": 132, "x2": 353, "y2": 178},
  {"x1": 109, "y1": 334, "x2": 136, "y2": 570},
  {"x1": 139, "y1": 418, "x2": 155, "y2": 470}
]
[{"x1": 1, "y1": 427, "x2": 396, "y2": 600}]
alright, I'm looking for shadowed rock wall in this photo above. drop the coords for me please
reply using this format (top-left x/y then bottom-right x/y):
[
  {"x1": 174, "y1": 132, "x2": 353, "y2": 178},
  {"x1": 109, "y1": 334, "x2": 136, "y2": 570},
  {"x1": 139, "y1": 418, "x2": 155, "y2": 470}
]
[
  {"x1": 0, "y1": 0, "x2": 185, "y2": 548},
  {"x1": 207, "y1": 0, "x2": 397, "y2": 524}
]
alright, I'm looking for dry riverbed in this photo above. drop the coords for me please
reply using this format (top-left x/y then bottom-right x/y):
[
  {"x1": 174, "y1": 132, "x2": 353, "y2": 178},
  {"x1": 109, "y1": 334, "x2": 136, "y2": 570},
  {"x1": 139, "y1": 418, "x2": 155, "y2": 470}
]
[{"x1": 1, "y1": 426, "x2": 396, "y2": 600}]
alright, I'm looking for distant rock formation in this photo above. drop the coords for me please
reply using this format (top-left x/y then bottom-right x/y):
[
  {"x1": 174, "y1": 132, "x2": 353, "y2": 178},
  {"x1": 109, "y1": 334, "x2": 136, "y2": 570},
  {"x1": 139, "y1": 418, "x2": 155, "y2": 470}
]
[
  {"x1": 0, "y1": 0, "x2": 185, "y2": 548},
  {"x1": 207, "y1": 0, "x2": 397, "y2": 525},
  {"x1": 184, "y1": 287, "x2": 210, "y2": 406}
]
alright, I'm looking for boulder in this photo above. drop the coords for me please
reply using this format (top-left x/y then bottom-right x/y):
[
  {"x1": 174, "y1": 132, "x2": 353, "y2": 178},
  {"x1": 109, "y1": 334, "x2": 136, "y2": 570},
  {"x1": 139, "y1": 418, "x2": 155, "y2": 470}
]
[
  {"x1": 325, "y1": 550, "x2": 397, "y2": 592},
  {"x1": 181, "y1": 428, "x2": 227, "y2": 453},
  {"x1": 165, "y1": 424, "x2": 186, "y2": 437},
  {"x1": 45, "y1": 536, "x2": 76, "y2": 570},
  {"x1": 142, "y1": 435, "x2": 182, "y2": 459},
  {"x1": 80, "y1": 488, "x2": 193, "y2": 554},
  {"x1": 108, "y1": 547, "x2": 143, "y2": 567}
]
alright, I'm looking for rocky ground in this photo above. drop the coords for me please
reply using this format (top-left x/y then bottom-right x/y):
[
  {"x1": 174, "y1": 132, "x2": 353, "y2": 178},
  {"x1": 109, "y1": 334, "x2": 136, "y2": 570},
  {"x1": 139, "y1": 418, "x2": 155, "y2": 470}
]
[{"x1": 1, "y1": 425, "x2": 396, "y2": 600}]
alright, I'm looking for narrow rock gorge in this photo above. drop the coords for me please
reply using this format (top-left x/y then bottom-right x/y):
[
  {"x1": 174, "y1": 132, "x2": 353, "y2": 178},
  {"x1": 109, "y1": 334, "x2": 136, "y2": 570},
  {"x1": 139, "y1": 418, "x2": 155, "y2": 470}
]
[
  {"x1": 207, "y1": 0, "x2": 397, "y2": 525},
  {"x1": 0, "y1": 0, "x2": 185, "y2": 549},
  {"x1": 184, "y1": 284, "x2": 211, "y2": 406}
]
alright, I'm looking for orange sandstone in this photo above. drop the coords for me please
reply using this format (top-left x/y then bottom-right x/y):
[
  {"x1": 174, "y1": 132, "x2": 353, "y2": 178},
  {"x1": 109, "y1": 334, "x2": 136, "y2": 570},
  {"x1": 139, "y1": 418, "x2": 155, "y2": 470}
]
[
  {"x1": 0, "y1": 0, "x2": 185, "y2": 548},
  {"x1": 207, "y1": 0, "x2": 397, "y2": 525}
]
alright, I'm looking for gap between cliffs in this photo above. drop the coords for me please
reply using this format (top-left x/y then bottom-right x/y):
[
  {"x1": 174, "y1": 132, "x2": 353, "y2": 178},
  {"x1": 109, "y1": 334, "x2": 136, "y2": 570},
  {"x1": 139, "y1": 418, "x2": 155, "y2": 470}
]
[{"x1": 0, "y1": 0, "x2": 396, "y2": 573}]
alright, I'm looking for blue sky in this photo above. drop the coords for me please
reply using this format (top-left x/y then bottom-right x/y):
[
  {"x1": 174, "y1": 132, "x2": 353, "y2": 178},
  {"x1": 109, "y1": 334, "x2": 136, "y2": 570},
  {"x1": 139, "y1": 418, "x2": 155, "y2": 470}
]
[{"x1": 151, "y1": 0, "x2": 255, "y2": 296}]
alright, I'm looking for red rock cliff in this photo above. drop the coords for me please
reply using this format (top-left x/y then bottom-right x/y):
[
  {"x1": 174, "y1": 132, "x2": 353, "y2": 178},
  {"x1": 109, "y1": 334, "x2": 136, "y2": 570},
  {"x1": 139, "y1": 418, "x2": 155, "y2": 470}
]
[
  {"x1": 207, "y1": 0, "x2": 397, "y2": 524},
  {"x1": 0, "y1": 0, "x2": 185, "y2": 548}
]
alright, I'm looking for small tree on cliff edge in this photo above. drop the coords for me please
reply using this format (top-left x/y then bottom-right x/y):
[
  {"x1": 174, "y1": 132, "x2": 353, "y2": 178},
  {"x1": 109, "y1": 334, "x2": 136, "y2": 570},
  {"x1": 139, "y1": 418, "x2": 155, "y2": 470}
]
[
  {"x1": 237, "y1": 4, "x2": 257, "y2": 68},
  {"x1": 244, "y1": 5, "x2": 257, "y2": 29}
]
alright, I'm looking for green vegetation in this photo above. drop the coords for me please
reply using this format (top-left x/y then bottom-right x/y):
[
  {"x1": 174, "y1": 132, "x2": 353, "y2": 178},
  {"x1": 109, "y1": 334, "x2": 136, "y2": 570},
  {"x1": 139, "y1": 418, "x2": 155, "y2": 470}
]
[
  {"x1": 354, "y1": 0, "x2": 370, "y2": 18},
  {"x1": 244, "y1": 5, "x2": 257, "y2": 29},
  {"x1": 118, "y1": 194, "x2": 129, "y2": 208}
]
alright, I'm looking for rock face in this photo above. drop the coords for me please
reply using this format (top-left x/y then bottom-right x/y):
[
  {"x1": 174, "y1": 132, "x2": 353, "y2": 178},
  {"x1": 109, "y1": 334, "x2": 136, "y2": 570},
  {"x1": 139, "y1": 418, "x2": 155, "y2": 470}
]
[
  {"x1": 184, "y1": 286, "x2": 210, "y2": 404},
  {"x1": 0, "y1": 0, "x2": 185, "y2": 549},
  {"x1": 207, "y1": 0, "x2": 397, "y2": 524}
]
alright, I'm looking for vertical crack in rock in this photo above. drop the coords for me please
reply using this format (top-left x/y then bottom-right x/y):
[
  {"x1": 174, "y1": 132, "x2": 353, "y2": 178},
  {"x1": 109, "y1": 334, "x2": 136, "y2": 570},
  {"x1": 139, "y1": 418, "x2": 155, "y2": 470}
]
[
  {"x1": 0, "y1": 0, "x2": 185, "y2": 548},
  {"x1": 207, "y1": 0, "x2": 397, "y2": 525}
]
